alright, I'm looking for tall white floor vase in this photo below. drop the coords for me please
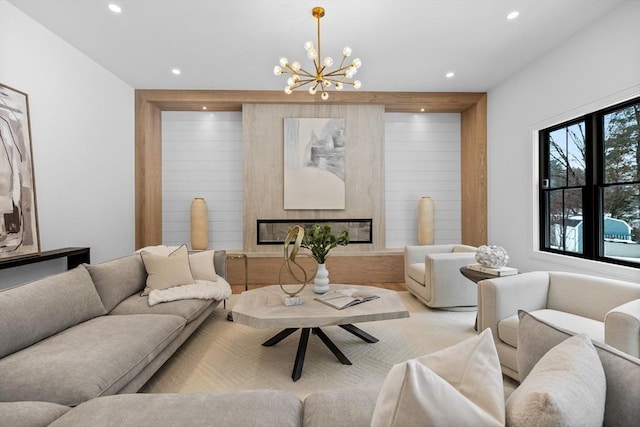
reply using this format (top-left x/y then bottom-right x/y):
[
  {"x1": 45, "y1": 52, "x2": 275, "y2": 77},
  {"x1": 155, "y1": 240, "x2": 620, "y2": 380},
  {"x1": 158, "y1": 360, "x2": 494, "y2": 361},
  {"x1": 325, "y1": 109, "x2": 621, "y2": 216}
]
[
  {"x1": 190, "y1": 198, "x2": 209, "y2": 250},
  {"x1": 418, "y1": 196, "x2": 435, "y2": 245},
  {"x1": 313, "y1": 263, "x2": 330, "y2": 294}
]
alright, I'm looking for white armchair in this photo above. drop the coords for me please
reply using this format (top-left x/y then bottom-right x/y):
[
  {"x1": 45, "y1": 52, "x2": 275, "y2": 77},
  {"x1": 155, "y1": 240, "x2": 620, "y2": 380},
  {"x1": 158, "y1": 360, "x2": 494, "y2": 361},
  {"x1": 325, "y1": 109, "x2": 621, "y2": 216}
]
[
  {"x1": 404, "y1": 244, "x2": 478, "y2": 309},
  {"x1": 477, "y1": 271, "x2": 640, "y2": 381}
]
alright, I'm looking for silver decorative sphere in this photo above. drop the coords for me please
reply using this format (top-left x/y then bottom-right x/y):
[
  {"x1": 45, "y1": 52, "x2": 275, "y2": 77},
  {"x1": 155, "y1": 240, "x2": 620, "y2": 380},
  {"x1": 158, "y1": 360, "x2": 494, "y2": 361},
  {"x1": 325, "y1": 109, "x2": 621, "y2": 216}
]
[{"x1": 475, "y1": 245, "x2": 509, "y2": 268}]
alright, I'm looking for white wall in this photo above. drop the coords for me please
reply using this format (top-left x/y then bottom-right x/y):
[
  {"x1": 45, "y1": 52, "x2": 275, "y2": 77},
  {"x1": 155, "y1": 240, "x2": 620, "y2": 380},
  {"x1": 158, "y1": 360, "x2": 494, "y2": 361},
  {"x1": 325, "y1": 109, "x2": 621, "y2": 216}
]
[
  {"x1": 162, "y1": 111, "x2": 243, "y2": 249},
  {"x1": 487, "y1": 0, "x2": 640, "y2": 282},
  {"x1": 385, "y1": 113, "x2": 461, "y2": 248},
  {"x1": 0, "y1": 1, "x2": 134, "y2": 288}
]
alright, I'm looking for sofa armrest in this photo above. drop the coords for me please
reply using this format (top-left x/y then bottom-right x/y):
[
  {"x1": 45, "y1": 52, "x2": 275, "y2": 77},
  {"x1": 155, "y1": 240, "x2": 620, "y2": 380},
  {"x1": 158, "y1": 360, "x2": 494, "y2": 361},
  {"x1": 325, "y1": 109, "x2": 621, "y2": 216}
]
[
  {"x1": 477, "y1": 271, "x2": 550, "y2": 339},
  {"x1": 605, "y1": 298, "x2": 640, "y2": 358},
  {"x1": 214, "y1": 250, "x2": 227, "y2": 280}
]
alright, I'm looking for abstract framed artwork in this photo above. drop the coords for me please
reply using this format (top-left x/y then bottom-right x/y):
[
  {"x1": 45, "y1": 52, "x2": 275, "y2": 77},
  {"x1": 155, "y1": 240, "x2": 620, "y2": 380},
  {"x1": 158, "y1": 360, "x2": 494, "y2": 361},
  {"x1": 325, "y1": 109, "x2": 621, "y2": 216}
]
[
  {"x1": 284, "y1": 118, "x2": 346, "y2": 210},
  {"x1": 0, "y1": 83, "x2": 39, "y2": 259}
]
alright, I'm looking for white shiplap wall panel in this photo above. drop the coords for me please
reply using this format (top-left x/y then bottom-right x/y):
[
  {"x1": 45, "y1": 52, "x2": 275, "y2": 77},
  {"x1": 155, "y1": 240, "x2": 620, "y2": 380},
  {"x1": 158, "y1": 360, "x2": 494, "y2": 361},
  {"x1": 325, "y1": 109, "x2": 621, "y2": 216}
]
[
  {"x1": 385, "y1": 113, "x2": 461, "y2": 248},
  {"x1": 162, "y1": 111, "x2": 243, "y2": 249}
]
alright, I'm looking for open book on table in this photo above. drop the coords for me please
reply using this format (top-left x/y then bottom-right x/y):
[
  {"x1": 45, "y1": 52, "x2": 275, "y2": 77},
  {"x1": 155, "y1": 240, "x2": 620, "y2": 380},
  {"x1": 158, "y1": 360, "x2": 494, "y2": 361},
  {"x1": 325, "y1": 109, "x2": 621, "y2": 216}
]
[{"x1": 314, "y1": 288, "x2": 380, "y2": 310}]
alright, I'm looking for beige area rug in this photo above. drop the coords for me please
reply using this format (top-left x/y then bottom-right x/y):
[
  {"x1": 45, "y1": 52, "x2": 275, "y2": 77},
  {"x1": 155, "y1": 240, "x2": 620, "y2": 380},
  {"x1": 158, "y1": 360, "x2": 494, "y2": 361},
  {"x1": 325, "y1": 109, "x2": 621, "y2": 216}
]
[{"x1": 141, "y1": 291, "x2": 516, "y2": 399}]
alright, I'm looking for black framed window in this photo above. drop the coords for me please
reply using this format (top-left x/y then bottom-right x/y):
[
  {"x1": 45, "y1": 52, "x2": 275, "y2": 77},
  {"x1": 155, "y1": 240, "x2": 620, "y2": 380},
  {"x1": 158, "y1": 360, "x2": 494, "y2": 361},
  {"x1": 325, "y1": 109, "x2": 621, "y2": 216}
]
[{"x1": 539, "y1": 97, "x2": 639, "y2": 267}]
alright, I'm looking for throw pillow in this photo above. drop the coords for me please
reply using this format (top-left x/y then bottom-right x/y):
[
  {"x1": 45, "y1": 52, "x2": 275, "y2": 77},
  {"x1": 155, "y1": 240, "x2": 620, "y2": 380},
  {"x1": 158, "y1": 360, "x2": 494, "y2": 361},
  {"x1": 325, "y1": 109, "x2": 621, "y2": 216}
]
[
  {"x1": 140, "y1": 245, "x2": 194, "y2": 295},
  {"x1": 188, "y1": 250, "x2": 218, "y2": 281},
  {"x1": 371, "y1": 329, "x2": 504, "y2": 427},
  {"x1": 506, "y1": 333, "x2": 606, "y2": 427}
]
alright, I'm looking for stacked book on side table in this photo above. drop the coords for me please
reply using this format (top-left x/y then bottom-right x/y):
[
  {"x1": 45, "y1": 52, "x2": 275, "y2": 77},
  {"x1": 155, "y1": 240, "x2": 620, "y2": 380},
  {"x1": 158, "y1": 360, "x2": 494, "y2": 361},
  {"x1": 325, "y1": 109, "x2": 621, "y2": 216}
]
[{"x1": 467, "y1": 264, "x2": 518, "y2": 276}]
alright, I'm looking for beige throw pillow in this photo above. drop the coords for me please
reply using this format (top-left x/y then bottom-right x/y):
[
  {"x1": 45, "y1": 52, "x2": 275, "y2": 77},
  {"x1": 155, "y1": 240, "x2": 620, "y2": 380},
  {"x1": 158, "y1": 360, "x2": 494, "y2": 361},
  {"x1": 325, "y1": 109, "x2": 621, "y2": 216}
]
[
  {"x1": 506, "y1": 333, "x2": 606, "y2": 427},
  {"x1": 189, "y1": 250, "x2": 218, "y2": 281},
  {"x1": 140, "y1": 245, "x2": 194, "y2": 295},
  {"x1": 371, "y1": 329, "x2": 505, "y2": 427}
]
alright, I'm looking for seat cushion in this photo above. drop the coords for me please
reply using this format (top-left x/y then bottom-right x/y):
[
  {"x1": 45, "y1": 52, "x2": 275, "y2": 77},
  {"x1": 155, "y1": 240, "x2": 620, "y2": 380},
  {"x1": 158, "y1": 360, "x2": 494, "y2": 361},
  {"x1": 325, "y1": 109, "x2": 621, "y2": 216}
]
[
  {"x1": 304, "y1": 389, "x2": 379, "y2": 427},
  {"x1": 0, "y1": 401, "x2": 71, "y2": 427},
  {"x1": 49, "y1": 391, "x2": 303, "y2": 427},
  {"x1": 498, "y1": 309, "x2": 605, "y2": 348},
  {"x1": 0, "y1": 314, "x2": 185, "y2": 406},
  {"x1": 110, "y1": 292, "x2": 213, "y2": 323},
  {"x1": 407, "y1": 263, "x2": 426, "y2": 285},
  {"x1": 0, "y1": 265, "x2": 106, "y2": 358}
]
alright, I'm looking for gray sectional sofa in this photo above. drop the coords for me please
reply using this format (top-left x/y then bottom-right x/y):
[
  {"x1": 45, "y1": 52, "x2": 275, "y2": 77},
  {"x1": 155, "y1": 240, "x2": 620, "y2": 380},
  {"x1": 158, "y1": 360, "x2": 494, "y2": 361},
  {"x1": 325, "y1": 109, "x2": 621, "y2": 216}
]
[
  {"x1": 1, "y1": 255, "x2": 639, "y2": 426},
  {"x1": 0, "y1": 251, "x2": 227, "y2": 406}
]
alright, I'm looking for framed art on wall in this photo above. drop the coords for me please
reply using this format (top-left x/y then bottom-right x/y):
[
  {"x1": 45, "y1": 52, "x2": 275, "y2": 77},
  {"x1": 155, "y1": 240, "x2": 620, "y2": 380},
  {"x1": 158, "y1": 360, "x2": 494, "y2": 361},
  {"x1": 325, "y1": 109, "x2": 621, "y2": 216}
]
[
  {"x1": 284, "y1": 117, "x2": 346, "y2": 210},
  {"x1": 0, "y1": 83, "x2": 40, "y2": 259}
]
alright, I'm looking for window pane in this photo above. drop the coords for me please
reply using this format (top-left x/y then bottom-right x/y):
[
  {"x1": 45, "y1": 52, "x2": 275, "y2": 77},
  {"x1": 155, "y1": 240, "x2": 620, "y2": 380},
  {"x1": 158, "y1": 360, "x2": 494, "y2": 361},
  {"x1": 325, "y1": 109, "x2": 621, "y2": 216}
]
[
  {"x1": 548, "y1": 190, "x2": 564, "y2": 249},
  {"x1": 564, "y1": 188, "x2": 583, "y2": 254},
  {"x1": 604, "y1": 103, "x2": 639, "y2": 184},
  {"x1": 603, "y1": 184, "x2": 640, "y2": 264},
  {"x1": 546, "y1": 188, "x2": 583, "y2": 253},
  {"x1": 548, "y1": 129, "x2": 567, "y2": 188},
  {"x1": 566, "y1": 123, "x2": 586, "y2": 186}
]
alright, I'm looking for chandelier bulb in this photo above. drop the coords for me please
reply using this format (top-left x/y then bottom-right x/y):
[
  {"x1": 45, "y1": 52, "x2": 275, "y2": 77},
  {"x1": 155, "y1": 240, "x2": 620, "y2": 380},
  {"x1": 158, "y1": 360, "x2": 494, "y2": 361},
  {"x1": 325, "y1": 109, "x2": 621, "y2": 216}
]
[
  {"x1": 353, "y1": 80, "x2": 361, "y2": 89},
  {"x1": 291, "y1": 61, "x2": 301, "y2": 72},
  {"x1": 279, "y1": 57, "x2": 289, "y2": 67},
  {"x1": 273, "y1": 65, "x2": 283, "y2": 76},
  {"x1": 309, "y1": 86, "x2": 317, "y2": 95},
  {"x1": 352, "y1": 58, "x2": 361, "y2": 68},
  {"x1": 304, "y1": 41, "x2": 314, "y2": 51},
  {"x1": 287, "y1": 77, "x2": 295, "y2": 86},
  {"x1": 307, "y1": 49, "x2": 318, "y2": 61},
  {"x1": 345, "y1": 69, "x2": 354, "y2": 79},
  {"x1": 335, "y1": 82, "x2": 344, "y2": 90},
  {"x1": 321, "y1": 91, "x2": 329, "y2": 100},
  {"x1": 323, "y1": 57, "x2": 334, "y2": 67},
  {"x1": 322, "y1": 80, "x2": 331, "y2": 88},
  {"x1": 342, "y1": 47, "x2": 352, "y2": 57},
  {"x1": 284, "y1": 86, "x2": 293, "y2": 95}
]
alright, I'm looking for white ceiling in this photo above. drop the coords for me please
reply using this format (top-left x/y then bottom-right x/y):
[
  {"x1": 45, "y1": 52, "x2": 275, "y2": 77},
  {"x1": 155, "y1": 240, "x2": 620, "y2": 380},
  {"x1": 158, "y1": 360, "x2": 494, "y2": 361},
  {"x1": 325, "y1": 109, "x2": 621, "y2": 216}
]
[{"x1": 8, "y1": 0, "x2": 624, "y2": 92}]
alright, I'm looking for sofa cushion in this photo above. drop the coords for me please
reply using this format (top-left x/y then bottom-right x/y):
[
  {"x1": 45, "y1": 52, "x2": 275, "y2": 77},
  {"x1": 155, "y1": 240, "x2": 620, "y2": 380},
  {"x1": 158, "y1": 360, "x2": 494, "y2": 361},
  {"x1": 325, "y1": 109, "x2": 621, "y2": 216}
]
[
  {"x1": 0, "y1": 401, "x2": 71, "y2": 427},
  {"x1": 407, "y1": 263, "x2": 425, "y2": 285},
  {"x1": 506, "y1": 333, "x2": 606, "y2": 427},
  {"x1": 0, "y1": 265, "x2": 106, "y2": 359},
  {"x1": 49, "y1": 390, "x2": 303, "y2": 427},
  {"x1": 189, "y1": 250, "x2": 218, "y2": 281},
  {"x1": 498, "y1": 309, "x2": 605, "y2": 348},
  {"x1": 0, "y1": 314, "x2": 185, "y2": 406},
  {"x1": 304, "y1": 389, "x2": 378, "y2": 427},
  {"x1": 84, "y1": 254, "x2": 147, "y2": 312},
  {"x1": 516, "y1": 310, "x2": 640, "y2": 427},
  {"x1": 110, "y1": 292, "x2": 213, "y2": 323},
  {"x1": 371, "y1": 329, "x2": 504, "y2": 427},
  {"x1": 140, "y1": 245, "x2": 195, "y2": 295}
]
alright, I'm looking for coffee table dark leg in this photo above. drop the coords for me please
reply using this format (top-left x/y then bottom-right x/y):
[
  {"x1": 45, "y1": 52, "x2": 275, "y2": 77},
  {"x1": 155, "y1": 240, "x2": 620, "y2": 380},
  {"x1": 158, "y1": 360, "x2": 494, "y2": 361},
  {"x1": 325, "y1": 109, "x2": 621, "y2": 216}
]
[
  {"x1": 313, "y1": 328, "x2": 352, "y2": 365},
  {"x1": 262, "y1": 328, "x2": 299, "y2": 346},
  {"x1": 339, "y1": 324, "x2": 379, "y2": 343},
  {"x1": 292, "y1": 328, "x2": 311, "y2": 381}
]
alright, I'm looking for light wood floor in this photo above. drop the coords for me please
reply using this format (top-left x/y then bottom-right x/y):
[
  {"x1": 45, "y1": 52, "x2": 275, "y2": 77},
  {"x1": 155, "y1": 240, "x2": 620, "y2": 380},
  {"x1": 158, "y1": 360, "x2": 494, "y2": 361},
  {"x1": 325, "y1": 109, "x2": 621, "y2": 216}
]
[{"x1": 230, "y1": 282, "x2": 406, "y2": 294}]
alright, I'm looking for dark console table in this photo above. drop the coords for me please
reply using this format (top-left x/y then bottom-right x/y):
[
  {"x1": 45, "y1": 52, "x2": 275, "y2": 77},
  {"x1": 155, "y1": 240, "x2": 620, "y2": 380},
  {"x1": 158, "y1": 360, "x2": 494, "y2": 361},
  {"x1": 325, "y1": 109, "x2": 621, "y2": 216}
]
[{"x1": 0, "y1": 247, "x2": 90, "y2": 270}]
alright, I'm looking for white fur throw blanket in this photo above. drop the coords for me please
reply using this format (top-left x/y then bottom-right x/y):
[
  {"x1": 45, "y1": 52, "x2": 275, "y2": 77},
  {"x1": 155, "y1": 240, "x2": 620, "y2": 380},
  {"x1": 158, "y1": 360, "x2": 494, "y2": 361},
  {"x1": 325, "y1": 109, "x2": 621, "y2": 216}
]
[{"x1": 148, "y1": 278, "x2": 232, "y2": 306}]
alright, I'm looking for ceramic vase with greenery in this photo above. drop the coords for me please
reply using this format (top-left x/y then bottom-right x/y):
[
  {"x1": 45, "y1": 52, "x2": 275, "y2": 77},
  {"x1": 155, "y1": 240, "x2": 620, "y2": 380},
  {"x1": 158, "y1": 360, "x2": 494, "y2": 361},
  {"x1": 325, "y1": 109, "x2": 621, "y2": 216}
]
[{"x1": 301, "y1": 223, "x2": 349, "y2": 293}]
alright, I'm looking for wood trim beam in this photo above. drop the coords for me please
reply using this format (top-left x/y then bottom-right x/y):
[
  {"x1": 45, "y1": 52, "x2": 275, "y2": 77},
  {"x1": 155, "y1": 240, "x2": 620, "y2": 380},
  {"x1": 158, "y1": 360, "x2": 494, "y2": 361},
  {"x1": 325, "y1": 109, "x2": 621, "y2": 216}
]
[{"x1": 134, "y1": 90, "x2": 488, "y2": 249}]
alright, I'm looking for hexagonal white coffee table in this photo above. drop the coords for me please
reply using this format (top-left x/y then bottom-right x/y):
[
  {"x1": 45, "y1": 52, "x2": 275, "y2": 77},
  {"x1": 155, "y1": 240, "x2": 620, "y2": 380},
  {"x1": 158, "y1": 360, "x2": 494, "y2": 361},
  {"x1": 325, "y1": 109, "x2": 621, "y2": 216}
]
[{"x1": 232, "y1": 284, "x2": 409, "y2": 381}]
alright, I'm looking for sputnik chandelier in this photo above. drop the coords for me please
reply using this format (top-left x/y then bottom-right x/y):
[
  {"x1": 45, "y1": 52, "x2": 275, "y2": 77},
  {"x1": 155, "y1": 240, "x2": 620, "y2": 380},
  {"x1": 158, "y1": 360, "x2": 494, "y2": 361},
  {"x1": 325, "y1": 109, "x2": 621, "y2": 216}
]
[{"x1": 273, "y1": 6, "x2": 362, "y2": 100}]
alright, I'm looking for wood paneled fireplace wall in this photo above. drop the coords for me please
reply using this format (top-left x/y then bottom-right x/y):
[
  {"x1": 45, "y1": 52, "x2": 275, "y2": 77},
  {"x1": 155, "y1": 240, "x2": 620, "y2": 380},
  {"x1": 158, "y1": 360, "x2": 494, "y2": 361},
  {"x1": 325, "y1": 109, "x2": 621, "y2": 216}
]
[{"x1": 134, "y1": 90, "x2": 487, "y2": 282}]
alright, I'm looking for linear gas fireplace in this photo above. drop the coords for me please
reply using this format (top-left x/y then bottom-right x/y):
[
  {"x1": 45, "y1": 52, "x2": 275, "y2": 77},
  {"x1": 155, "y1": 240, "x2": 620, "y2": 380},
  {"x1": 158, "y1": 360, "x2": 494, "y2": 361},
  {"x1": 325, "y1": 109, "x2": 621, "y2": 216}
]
[{"x1": 257, "y1": 219, "x2": 372, "y2": 245}]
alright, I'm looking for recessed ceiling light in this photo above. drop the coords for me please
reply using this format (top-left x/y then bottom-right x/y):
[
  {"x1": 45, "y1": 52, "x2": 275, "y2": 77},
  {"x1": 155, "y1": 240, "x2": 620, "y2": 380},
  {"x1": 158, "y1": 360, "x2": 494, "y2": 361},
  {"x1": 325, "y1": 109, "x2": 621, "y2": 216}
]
[
  {"x1": 446, "y1": 72, "x2": 455, "y2": 79},
  {"x1": 108, "y1": 4, "x2": 122, "y2": 14},
  {"x1": 420, "y1": 108, "x2": 425, "y2": 112},
  {"x1": 507, "y1": 11, "x2": 519, "y2": 20},
  {"x1": 202, "y1": 106, "x2": 207, "y2": 110},
  {"x1": 171, "y1": 68, "x2": 181, "y2": 75}
]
